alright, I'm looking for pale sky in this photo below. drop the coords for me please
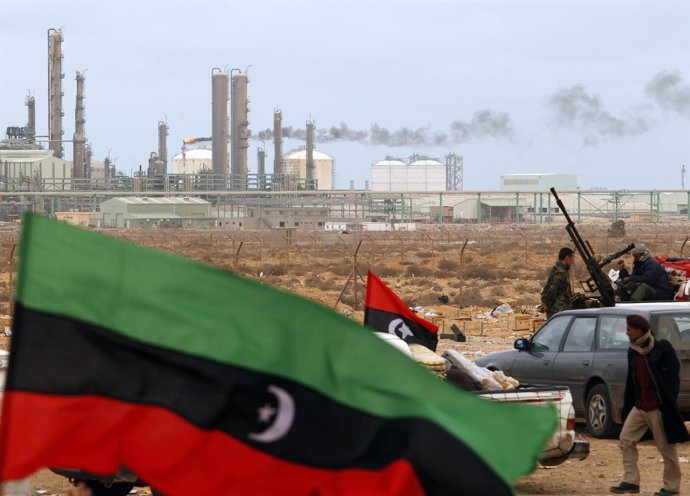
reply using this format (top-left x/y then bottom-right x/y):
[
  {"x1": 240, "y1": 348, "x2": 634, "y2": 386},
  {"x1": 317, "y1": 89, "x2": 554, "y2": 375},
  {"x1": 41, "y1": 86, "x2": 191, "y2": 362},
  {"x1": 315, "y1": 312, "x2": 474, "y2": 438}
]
[{"x1": 1, "y1": 0, "x2": 688, "y2": 190}]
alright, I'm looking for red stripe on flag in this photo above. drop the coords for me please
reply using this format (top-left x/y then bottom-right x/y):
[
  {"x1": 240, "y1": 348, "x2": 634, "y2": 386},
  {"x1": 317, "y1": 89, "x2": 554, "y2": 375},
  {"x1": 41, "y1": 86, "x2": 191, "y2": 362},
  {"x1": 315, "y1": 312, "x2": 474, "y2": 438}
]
[
  {"x1": 0, "y1": 391, "x2": 425, "y2": 496},
  {"x1": 365, "y1": 271, "x2": 438, "y2": 334}
]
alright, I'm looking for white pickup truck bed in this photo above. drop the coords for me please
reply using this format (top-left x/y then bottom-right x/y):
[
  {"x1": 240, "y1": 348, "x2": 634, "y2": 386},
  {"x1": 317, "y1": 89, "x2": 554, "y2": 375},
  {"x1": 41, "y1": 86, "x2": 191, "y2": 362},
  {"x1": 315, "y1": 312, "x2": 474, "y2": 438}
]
[{"x1": 476, "y1": 385, "x2": 589, "y2": 466}]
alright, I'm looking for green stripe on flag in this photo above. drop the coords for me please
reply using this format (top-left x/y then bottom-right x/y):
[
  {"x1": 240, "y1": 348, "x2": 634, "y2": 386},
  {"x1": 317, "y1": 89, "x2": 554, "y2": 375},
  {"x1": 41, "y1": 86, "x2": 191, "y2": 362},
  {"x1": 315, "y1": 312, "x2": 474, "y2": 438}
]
[{"x1": 16, "y1": 214, "x2": 557, "y2": 484}]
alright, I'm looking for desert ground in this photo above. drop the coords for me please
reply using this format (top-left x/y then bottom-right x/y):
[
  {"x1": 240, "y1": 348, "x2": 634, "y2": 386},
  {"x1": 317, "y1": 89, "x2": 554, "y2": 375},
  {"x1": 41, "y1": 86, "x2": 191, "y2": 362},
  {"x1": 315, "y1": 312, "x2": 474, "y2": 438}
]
[{"x1": 1, "y1": 220, "x2": 689, "y2": 495}]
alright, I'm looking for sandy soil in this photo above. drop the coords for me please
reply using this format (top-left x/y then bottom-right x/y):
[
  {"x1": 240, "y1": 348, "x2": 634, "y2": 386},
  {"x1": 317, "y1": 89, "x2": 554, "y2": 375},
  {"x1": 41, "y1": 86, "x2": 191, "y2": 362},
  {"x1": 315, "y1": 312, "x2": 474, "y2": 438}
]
[{"x1": 2, "y1": 222, "x2": 689, "y2": 495}]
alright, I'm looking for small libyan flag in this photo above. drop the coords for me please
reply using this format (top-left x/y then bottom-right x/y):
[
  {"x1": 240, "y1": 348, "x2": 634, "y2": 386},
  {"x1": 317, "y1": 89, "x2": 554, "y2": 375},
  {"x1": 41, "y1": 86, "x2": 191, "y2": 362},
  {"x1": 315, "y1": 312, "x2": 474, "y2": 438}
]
[{"x1": 364, "y1": 271, "x2": 439, "y2": 351}]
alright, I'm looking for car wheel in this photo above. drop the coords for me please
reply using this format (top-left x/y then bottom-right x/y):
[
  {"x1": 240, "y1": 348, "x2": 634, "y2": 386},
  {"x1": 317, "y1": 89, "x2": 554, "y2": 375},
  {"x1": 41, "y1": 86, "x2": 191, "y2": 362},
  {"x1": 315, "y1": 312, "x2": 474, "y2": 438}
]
[
  {"x1": 83, "y1": 481, "x2": 135, "y2": 496},
  {"x1": 585, "y1": 384, "x2": 621, "y2": 439}
]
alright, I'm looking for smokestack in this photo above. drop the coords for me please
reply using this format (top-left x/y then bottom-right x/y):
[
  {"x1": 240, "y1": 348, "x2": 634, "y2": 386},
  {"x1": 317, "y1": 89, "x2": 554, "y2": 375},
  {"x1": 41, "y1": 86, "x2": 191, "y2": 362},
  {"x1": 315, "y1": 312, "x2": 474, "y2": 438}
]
[
  {"x1": 211, "y1": 68, "x2": 229, "y2": 175},
  {"x1": 25, "y1": 95, "x2": 36, "y2": 142},
  {"x1": 231, "y1": 69, "x2": 249, "y2": 185},
  {"x1": 305, "y1": 120, "x2": 315, "y2": 188},
  {"x1": 257, "y1": 147, "x2": 265, "y2": 176},
  {"x1": 73, "y1": 71, "x2": 86, "y2": 179},
  {"x1": 273, "y1": 109, "x2": 282, "y2": 175},
  {"x1": 48, "y1": 28, "x2": 64, "y2": 158},
  {"x1": 257, "y1": 146, "x2": 266, "y2": 190},
  {"x1": 158, "y1": 121, "x2": 168, "y2": 171}
]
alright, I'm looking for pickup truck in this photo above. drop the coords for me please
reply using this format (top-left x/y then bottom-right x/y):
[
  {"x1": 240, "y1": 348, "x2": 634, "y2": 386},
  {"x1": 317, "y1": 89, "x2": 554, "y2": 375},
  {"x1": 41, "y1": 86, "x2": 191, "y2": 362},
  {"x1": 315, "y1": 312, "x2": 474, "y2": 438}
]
[{"x1": 441, "y1": 348, "x2": 590, "y2": 467}]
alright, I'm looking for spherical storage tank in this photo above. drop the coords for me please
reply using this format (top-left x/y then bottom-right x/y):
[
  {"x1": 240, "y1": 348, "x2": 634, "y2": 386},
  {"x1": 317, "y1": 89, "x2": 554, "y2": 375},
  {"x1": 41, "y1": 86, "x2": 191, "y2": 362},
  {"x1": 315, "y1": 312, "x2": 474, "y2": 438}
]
[
  {"x1": 172, "y1": 148, "x2": 213, "y2": 174},
  {"x1": 282, "y1": 148, "x2": 334, "y2": 190}
]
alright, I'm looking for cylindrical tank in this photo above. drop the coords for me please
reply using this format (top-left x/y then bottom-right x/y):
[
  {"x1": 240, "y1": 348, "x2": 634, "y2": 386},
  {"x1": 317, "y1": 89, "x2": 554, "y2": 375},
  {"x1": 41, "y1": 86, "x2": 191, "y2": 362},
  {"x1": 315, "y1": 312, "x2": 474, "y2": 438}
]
[
  {"x1": 172, "y1": 148, "x2": 213, "y2": 174},
  {"x1": 48, "y1": 28, "x2": 64, "y2": 158},
  {"x1": 211, "y1": 68, "x2": 229, "y2": 175},
  {"x1": 282, "y1": 148, "x2": 334, "y2": 190},
  {"x1": 230, "y1": 70, "x2": 249, "y2": 182}
]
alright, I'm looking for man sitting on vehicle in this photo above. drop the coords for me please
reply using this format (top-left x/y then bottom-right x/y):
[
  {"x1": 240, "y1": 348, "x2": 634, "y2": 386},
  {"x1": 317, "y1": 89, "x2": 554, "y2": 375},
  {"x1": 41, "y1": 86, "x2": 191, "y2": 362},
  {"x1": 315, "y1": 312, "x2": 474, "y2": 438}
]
[{"x1": 620, "y1": 246, "x2": 674, "y2": 302}]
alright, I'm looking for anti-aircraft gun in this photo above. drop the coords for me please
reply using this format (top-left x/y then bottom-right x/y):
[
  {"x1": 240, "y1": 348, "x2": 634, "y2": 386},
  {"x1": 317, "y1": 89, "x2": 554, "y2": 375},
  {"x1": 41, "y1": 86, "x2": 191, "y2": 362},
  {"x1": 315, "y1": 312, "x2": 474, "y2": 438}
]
[{"x1": 550, "y1": 187, "x2": 635, "y2": 307}]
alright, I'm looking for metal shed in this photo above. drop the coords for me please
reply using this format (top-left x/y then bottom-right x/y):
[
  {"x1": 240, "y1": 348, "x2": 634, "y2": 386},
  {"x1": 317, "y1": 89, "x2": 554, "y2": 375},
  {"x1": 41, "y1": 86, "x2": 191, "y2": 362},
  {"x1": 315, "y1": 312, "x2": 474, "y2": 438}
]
[{"x1": 96, "y1": 197, "x2": 214, "y2": 228}]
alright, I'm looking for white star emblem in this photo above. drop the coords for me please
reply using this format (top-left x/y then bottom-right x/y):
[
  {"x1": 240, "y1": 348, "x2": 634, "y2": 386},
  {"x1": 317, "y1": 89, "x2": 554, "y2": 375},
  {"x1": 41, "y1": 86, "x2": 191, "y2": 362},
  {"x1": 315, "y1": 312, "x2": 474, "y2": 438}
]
[{"x1": 257, "y1": 403, "x2": 277, "y2": 423}]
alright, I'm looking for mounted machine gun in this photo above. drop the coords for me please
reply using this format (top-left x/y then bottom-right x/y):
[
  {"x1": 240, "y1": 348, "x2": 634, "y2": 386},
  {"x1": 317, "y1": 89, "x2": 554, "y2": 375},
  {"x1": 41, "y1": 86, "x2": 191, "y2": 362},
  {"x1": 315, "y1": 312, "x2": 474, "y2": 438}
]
[{"x1": 549, "y1": 187, "x2": 635, "y2": 307}]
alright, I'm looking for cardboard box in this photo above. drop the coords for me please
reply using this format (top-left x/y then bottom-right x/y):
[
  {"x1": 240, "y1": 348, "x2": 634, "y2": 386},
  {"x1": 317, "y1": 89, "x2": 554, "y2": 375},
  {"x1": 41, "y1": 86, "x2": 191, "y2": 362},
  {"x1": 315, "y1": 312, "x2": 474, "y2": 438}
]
[
  {"x1": 462, "y1": 320, "x2": 484, "y2": 336},
  {"x1": 532, "y1": 318, "x2": 546, "y2": 332}
]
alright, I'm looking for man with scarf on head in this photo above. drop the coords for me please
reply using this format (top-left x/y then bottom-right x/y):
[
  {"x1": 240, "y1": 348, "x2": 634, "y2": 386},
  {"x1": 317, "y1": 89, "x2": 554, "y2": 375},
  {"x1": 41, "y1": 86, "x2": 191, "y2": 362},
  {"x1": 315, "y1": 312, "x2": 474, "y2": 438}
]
[
  {"x1": 610, "y1": 315, "x2": 688, "y2": 495},
  {"x1": 620, "y1": 246, "x2": 674, "y2": 302}
]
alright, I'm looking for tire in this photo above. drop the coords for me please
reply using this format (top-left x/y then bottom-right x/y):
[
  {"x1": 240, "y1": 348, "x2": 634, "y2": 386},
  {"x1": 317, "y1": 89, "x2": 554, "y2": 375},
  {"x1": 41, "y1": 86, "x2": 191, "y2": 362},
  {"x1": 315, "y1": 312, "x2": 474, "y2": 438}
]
[
  {"x1": 585, "y1": 383, "x2": 621, "y2": 439},
  {"x1": 83, "y1": 481, "x2": 135, "y2": 496}
]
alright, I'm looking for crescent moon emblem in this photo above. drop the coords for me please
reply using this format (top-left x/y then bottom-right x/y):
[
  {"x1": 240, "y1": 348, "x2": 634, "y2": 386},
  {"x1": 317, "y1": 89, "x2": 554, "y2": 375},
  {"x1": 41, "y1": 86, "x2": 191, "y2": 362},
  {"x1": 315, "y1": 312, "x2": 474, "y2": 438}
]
[
  {"x1": 388, "y1": 318, "x2": 412, "y2": 339},
  {"x1": 248, "y1": 385, "x2": 295, "y2": 443}
]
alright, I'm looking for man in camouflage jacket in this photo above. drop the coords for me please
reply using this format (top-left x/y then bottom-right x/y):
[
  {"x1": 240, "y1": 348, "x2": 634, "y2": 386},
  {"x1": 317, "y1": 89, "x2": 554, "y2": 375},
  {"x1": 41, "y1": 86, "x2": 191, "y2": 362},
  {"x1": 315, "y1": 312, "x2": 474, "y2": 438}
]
[{"x1": 540, "y1": 247, "x2": 575, "y2": 318}]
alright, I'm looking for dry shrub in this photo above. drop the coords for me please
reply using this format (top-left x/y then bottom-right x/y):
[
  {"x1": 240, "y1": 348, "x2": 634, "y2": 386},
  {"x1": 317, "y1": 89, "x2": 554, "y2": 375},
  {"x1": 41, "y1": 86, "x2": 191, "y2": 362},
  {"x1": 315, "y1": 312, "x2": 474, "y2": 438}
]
[
  {"x1": 263, "y1": 264, "x2": 287, "y2": 276},
  {"x1": 405, "y1": 264, "x2": 424, "y2": 276},
  {"x1": 374, "y1": 265, "x2": 399, "y2": 277},
  {"x1": 416, "y1": 251, "x2": 434, "y2": 258},
  {"x1": 465, "y1": 265, "x2": 498, "y2": 279},
  {"x1": 437, "y1": 258, "x2": 459, "y2": 271}
]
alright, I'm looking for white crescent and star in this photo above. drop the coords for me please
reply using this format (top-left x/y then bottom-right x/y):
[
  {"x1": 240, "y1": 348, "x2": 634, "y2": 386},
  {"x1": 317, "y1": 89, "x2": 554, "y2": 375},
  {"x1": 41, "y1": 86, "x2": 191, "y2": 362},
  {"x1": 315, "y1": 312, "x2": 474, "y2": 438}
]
[
  {"x1": 248, "y1": 385, "x2": 295, "y2": 443},
  {"x1": 388, "y1": 318, "x2": 413, "y2": 339}
]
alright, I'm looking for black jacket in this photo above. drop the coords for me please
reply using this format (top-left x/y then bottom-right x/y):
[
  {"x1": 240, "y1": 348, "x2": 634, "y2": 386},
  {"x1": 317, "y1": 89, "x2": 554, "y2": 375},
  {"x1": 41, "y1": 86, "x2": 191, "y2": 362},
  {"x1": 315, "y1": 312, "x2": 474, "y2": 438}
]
[
  {"x1": 622, "y1": 339, "x2": 689, "y2": 444},
  {"x1": 629, "y1": 258, "x2": 674, "y2": 300}
]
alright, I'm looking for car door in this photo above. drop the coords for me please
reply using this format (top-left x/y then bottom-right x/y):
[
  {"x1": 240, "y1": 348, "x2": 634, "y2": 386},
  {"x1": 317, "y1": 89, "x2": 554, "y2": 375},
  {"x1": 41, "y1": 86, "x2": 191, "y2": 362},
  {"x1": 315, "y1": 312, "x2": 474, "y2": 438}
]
[
  {"x1": 552, "y1": 317, "x2": 597, "y2": 412},
  {"x1": 511, "y1": 315, "x2": 571, "y2": 386},
  {"x1": 654, "y1": 313, "x2": 690, "y2": 413},
  {"x1": 591, "y1": 315, "x2": 629, "y2": 422}
]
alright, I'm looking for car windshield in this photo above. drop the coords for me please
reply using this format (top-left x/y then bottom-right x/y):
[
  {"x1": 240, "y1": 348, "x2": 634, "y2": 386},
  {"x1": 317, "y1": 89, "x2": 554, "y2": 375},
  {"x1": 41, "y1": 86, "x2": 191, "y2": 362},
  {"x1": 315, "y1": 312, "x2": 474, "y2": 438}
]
[{"x1": 532, "y1": 315, "x2": 571, "y2": 351}]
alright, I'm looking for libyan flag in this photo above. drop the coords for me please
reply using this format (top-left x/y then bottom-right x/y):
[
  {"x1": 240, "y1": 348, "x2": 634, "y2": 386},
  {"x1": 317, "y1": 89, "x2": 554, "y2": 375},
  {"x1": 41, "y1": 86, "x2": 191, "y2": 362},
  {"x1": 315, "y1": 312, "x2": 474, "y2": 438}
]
[
  {"x1": 364, "y1": 271, "x2": 439, "y2": 351},
  {"x1": 0, "y1": 215, "x2": 556, "y2": 495}
]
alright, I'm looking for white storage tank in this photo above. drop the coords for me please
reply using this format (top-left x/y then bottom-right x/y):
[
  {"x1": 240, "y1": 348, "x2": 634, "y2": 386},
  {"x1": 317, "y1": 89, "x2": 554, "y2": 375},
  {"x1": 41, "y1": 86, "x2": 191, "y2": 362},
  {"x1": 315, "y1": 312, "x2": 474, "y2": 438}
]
[
  {"x1": 282, "y1": 148, "x2": 334, "y2": 190},
  {"x1": 371, "y1": 158, "x2": 446, "y2": 191},
  {"x1": 172, "y1": 148, "x2": 213, "y2": 174}
]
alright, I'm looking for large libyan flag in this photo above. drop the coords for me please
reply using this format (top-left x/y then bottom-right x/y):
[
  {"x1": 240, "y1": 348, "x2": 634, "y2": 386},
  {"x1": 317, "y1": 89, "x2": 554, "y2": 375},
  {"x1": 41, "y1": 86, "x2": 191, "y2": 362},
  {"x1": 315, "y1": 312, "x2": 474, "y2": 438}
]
[{"x1": 0, "y1": 215, "x2": 557, "y2": 495}]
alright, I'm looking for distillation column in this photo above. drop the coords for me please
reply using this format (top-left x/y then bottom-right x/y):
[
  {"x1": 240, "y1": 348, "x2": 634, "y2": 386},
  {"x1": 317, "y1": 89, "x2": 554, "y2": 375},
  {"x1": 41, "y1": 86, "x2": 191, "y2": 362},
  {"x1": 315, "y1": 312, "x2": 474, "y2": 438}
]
[
  {"x1": 273, "y1": 109, "x2": 282, "y2": 175},
  {"x1": 158, "y1": 121, "x2": 169, "y2": 171},
  {"x1": 305, "y1": 120, "x2": 315, "y2": 189},
  {"x1": 211, "y1": 68, "x2": 229, "y2": 176},
  {"x1": 48, "y1": 28, "x2": 64, "y2": 158},
  {"x1": 26, "y1": 96, "x2": 36, "y2": 143},
  {"x1": 73, "y1": 71, "x2": 86, "y2": 179},
  {"x1": 230, "y1": 70, "x2": 249, "y2": 185}
]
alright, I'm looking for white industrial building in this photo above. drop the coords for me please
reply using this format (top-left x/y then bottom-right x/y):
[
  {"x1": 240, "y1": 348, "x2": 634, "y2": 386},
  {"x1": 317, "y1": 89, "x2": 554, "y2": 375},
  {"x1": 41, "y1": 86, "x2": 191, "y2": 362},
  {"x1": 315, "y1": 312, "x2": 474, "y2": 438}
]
[
  {"x1": 172, "y1": 148, "x2": 213, "y2": 174},
  {"x1": 94, "y1": 197, "x2": 214, "y2": 228},
  {"x1": 500, "y1": 173, "x2": 577, "y2": 192},
  {"x1": 282, "y1": 148, "x2": 334, "y2": 190},
  {"x1": 0, "y1": 149, "x2": 71, "y2": 187},
  {"x1": 371, "y1": 159, "x2": 446, "y2": 192}
]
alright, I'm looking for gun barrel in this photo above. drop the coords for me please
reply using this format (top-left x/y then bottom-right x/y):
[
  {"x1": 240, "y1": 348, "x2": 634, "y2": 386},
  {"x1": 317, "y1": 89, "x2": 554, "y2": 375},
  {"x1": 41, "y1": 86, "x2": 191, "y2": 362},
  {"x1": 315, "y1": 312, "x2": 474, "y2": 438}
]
[{"x1": 598, "y1": 243, "x2": 636, "y2": 268}]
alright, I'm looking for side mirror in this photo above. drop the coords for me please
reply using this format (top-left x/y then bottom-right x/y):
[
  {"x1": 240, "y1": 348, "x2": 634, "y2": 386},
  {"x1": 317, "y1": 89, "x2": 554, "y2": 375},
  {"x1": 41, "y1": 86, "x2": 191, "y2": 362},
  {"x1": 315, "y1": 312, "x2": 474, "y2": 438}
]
[{"x1": 514, "y1": 338, "x2": 530, "y2": 351}]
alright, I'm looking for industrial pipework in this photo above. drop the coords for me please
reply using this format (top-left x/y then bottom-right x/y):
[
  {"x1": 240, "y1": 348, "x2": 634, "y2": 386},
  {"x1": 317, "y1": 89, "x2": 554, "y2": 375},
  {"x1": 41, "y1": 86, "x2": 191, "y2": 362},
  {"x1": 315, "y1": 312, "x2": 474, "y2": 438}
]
[
  {"x1": 211, "y1": 68, "x2": 229, "y2": 175},
  {"x1": 48, "y1": 28, "x2": 64, "y2": 158},
  {"x1": 73, "y1": 71, "x2": 86, "y2": 179}
]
